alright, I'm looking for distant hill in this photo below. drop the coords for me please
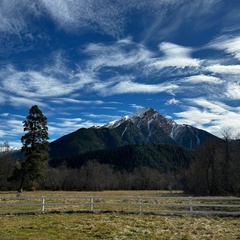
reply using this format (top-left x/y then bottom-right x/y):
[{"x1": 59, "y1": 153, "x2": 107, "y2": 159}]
[
  {"x1": 50, "y1": 107, "x2": 219, "y2": 159},
  {"x1": 49, "y1": 143, "x2": 195, "y2": 173}
]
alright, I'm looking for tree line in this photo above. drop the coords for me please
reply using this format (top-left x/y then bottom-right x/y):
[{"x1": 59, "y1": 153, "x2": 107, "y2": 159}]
[
  {"x1": 182, "y1": 136, "x2": 240, "y2": 195},
  {"x1": 1, "y1": 105, "x2": 239, "y2": 195}
]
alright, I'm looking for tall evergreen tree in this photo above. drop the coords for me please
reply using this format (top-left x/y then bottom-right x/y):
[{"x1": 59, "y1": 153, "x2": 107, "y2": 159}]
[{"x1": 18, "y1": 105, "x2": 49, "y2": 191}]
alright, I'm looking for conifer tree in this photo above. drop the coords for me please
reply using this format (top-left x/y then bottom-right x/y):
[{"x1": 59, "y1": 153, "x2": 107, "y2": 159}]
[{"x1": 18, "y1": 105, "x2": 49, "y2": 191}]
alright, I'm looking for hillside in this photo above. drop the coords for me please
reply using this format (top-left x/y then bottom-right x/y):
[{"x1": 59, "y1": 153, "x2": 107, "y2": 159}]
[{"x1": 50, "y1": 143, "x2": 195, "y2": 173}]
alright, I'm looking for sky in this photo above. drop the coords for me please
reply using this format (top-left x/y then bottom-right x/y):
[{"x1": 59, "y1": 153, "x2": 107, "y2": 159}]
[{"x1": 1, "y1": 0, "x2": 240, "y2": 148}]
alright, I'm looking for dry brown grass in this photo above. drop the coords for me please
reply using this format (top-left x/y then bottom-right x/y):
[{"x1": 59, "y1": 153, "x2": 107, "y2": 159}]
[
  {"x1": 0, "y1": 191, "x2": 239, "y2": 239},
  {"x1": 0, "y1": 212, "x2": 239, "y2": 239},
  {"x1": 0, "y1": 190, "x2": 183, "y2": 198}
]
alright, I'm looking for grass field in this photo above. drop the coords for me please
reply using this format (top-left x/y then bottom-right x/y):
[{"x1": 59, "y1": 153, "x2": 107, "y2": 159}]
[{"x1": 0, "y1": 191, "x2": 239, "y2": 239}]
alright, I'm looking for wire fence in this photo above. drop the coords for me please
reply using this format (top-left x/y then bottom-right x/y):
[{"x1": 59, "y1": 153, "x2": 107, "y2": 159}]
[{"x1": 0, "y1": 195, "x2": 240, "y2": 216}]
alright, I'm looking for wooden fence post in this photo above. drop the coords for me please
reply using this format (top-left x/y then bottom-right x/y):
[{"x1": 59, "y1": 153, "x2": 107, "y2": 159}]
[
  {"x1": 138, "y1": 196, "x2": 142, "y2": 212},
  {"x1": 90, "y1": 197, "x2": 93, "y2": 211},
  {"x1": 189, "y1": 196, "x2": 193, "y2": 213},
  {"x1": 41, "y1": 196, "x2": 45, "y2": 213}
]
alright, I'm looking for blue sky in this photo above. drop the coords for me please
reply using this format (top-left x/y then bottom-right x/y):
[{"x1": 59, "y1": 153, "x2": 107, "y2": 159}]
[{"x1": 1, "y1": 0, "x2": 240, "y2": 148}]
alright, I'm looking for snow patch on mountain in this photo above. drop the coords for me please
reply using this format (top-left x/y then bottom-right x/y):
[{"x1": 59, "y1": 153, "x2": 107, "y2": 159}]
[
  {"x1": 129, "y1": 107, "x2": 152, "y2": 119},
  {"x1": 170, "y1": 123, "x2": 184, "y2": 139},
  {"x1": 100, "y1": 116, "x2": 130, "y2": 129}
]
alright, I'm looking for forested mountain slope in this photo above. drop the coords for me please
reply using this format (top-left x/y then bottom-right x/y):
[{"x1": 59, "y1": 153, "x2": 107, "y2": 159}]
[{"x1": 50, "y1": 143, "x2": 195, "y2": 173}]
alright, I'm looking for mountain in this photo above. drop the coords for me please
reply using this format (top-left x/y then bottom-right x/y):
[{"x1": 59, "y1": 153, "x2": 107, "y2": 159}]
[{"x1": 50, "y1": 107, "x2": 218, "y2": 159}]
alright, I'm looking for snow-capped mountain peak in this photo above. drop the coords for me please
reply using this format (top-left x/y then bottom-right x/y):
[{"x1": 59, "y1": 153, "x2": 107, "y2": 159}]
[
  {"x1": 91, "y1": 107, "x2": 216, "y2": 149},
  {"x1": 128, "y1": 107, "x2": 152, "y2": 119},
  {"x1": 98, "y1": 107, "x2": 159, "y2": 129}
]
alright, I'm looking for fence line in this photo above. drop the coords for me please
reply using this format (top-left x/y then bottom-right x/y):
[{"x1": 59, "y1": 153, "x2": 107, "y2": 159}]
[{"x1": 0, "y1": 195, "x2": 240, "y2": 216}]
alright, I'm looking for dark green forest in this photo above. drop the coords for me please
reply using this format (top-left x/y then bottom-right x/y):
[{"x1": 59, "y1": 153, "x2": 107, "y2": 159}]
[{"x1": 49, "y1": 144, "x2": 194, "y2": 173}]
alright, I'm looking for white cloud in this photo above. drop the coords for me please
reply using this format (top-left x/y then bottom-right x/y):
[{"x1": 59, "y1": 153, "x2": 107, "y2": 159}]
[
  {"x1": 208, "y1": 35, "x2": 240, "y2": 60},
  {"x1": 174, "y1": 98, "x2": 240, "y2": 137},
  {"x1": 41, "y1": 0, "x2": 127, "y2": 37},
  {"x1": 175, "y1": 107, "x2": 213, "y2": 126},
  {"x1": 49, "y1": 117, "x2": 84, "y2": 135},
  {"x1": 141, "y1": 0, "x2": 223, "y2": 43},
  {"x1": 40, "y1": 0, "x2": 191, "y2": 38},
  {"x1": 166, "y1": 98, "x2": 180, "y2": 105},
  {"x1": 0, "y1": 0, "x2": 29, "y2": 33},
  {"x1": 84, "y1": 113, "x2": 121, "y2": 120},
  {"x1": 0, "y1": 0, "x2": 220, "y2": 47},
  {"x1": 150, "y1": 42, "x2": 200, "y2": 69},
  {"x1": 9, "y1": 96, "x2": 49, "y2": 109},
  {"x1": 0, "y1": 113, "x2": 9, "y2": 117},
  {"x1": 51, "y1": 98, "x2": 105, "y2": 105},
  {"x1": 84, "y1": 39, "x2": 152, "y2": 70},
  {"x1": 151, "y1": 58, "x2": 200, "y2": 69},
  {"x1": 206, "y1": 64, "x2": 240, "y2": 74},
  {"x1": 0, "y1": 97, "x2": 5, "y2": 104},
  {"x1": 159, "y1": 42, "x2": 192, "y2": 58},
  {"x1": 0, "y1": 0, "x2": 231, "y2": 44},
  {"x1": 0, "y1": 39, "x2": 202, "y2": 105},
  {"x1": 94, "y1": 79, "x2": 179, "y2": 96},
  {"x1": 0, "y1": 114, "x2": 24, "y2": 148},
  {"x1": 129, "y1": 104, "x2": 144, "y2": 110},
  {"x1": 193, "y1": 98, "x2": 230, "y2": 114},
  {"x1": 181, "y1": 74, "x2": 223, "y2": 84},
  {"x1": 0, "y1": 0, "x2": 47, "y2": 54},
  {"x1": 48, "y1": 118, "x2": 104, "y2": 138},
  {"x1": 226, "y1": 82, "x2": 240, "y2": 99},
  {"x1": 0, "y1": 63, "x2": 95, "y2": 99}
]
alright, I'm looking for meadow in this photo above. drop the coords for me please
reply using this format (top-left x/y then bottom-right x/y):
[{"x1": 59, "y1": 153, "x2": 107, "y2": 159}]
[{"x1": 0, "y1": 191, "x2": 239, "y2": 240}]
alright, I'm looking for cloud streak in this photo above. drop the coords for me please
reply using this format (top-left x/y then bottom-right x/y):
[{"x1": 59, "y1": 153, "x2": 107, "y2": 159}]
[
  {"x1": 98, "y1": 80, "x2": 179, "y2": 96},
  {"x1": 148, "y1": 43, "x2": 201, "y2": 73},
  {"x1": 174, "y1": 98, "x2": 240, "y2": 136},
  {"x1": 209, "y1": 36, "x2": 240, "y2": 60},
  {"x1": 206, "y1": 64, "x2": 240, "y2": 74},
  {"x1": 0, "y1": 64, "x2": 94, "y2": 99}
]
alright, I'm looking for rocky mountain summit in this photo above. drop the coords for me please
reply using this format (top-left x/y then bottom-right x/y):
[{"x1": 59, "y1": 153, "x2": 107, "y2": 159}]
[{"x1": 94, "y1": 107, "x2": 215, "y2": 149}]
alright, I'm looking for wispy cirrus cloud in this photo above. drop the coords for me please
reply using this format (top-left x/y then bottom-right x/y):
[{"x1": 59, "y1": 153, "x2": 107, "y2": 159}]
[
  {"x1": 150, "y1": 42, "x2": 200, "y2": 70},
  {"x1": 9, "y1": 96, "x2": 49, "y2": 109},
  {"x1": 41, "y1": 0, "x2": 127, "y2": 37},
  {"x1": 0, "y1": 113, "x2": 24, "y2": 148},
  {"x1": 51, "y1": 98, "x2": 105, "y2": 105},
  {"x1": 84, "y1": 113, "x2": 121, "y2": 121},
  {"x1": 0, "y1": 0, "x2": 48, "y2": 54},
  {"x1": 208, "y1": 35, "x2": 240, "y2": 60},
  {"x1": 1, "y1": 33, "x2": 239, "y2": 106},
  {"x1": 84, "y1": 38, "x2": 152, "y2": 70},
  {"x1": 174, "y1": 98, "x2": 240, "y2": 136},
  {"x1": 180, "y1": 74, "x2": 223, "y2": 84},
  {"x1": 205, "y1": 64, "x2": 240, "y2": 74},
  {"x1": 0, "y1": 1, "x2": 40, "y2": 34},
  {"x1": 0, "y1": 0, "x2": 224, "y2": 43},
  {"x1": 226, "y1": 83, "x2": 240, "y2": 100},
  {"x1": 48, "y1": 117, "x2": 102, "y2": 137},
  {"x1": 0, "y1": 64, "x2": 94, "y2": 99},
  {"x1": 92, "y1": 78, "x2": 179, "y2": 96}
]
